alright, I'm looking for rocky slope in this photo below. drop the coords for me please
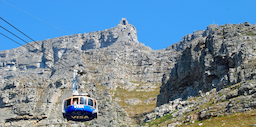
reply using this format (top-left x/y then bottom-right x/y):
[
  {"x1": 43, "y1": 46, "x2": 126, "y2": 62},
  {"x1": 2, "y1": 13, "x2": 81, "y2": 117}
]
[
  {"x1": 157, "y1": 22, "x2": 256, "y2": 105},
  {"x1": 144, "y1": 22, "x2": 256, "y2": 126},
  {"x1": 0, "y1": 18, "x2": 182, "y2": 126},
  {"x1": 1, "y1": 18, "x2": 256, "y2": 126}
]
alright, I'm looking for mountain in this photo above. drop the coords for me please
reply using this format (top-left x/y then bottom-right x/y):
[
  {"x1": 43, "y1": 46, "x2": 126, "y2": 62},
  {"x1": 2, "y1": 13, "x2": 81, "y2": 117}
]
[
  {"x1": 0, "y1": 18, "x2": 174, "y2": 126},
  {"x1": 144, "y1": 22, "x2": 256, "y2": 126},
  {"x1": 1, "y1": 19, "x2": 256, "y2": 126}
]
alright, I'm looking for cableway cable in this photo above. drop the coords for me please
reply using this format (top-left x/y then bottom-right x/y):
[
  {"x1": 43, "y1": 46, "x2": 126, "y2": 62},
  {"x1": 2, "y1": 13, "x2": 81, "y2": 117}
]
[
  {"x1": 0, "y1": 31, "x2": 69, "y2": 72},
  {"x1": 0, "y1": 23, "x2": 71, "y2": 71},
  {"x1": 0, "y1": 17, "x2": 77, "y2": 70},
  {"x1": 0, "y1": 25, "x2": 31, "y2": 45},
  {"x1": 0, "y1": 17, "x2": 37, "y2": 42},
  {"x1": 0, "y1": 32, "x2": 24, "y2": 47},
  {"x1": 1, "y1": 0, "x2": 71, "y2": 35},
  {"x1": 0, "y1": 17, "x2": 76, "y2": 70}
]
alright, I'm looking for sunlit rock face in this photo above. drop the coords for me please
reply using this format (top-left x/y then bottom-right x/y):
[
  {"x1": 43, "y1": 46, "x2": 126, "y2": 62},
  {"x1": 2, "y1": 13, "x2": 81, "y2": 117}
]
[
  {"x1": 142, "y1": 22, "x2": 256, "y2": 125},
  {"x1": 1, "y1": 19, "x2": 256, "y2": 126},
  {"x1": 157, "y1": 22, "x2": 256, "y2": 106},
  {"x1": 0, "y1": 18, "x2": 176, "y2": 126}
]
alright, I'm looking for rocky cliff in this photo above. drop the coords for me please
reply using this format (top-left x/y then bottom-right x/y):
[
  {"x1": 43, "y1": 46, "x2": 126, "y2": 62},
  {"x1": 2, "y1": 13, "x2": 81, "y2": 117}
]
[
  {"x1": 144, "y1": 22, "x2": 256, "y2": 126},
  {"x1": 0, "y1": 18, "x2": 178, "y2": 126},
  {"x1": 157, "y1": 22, "x2": 256, "y2": 105},
  {"x1": 1, "y1": 18, "x2": 256, "y2": 126}
]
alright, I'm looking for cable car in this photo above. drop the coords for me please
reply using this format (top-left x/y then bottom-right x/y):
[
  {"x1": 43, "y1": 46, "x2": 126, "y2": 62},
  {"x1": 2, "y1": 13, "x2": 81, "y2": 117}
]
[{"x1": 62, "y1": 70, "x2": 98, "y2": 121}]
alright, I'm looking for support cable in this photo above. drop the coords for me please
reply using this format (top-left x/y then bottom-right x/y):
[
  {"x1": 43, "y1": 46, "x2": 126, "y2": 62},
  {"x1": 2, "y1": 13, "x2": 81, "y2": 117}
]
[
  {"x1": 1, "y1": 0, "x2": 71, "y2": 35},
  {"x1": 0, "y1": 25, "x2": 30, "y2": 45},
  {"x1": 0, "y1": 17, "x2": 37, "y2": 42},
  {"x1": 0, "y1": 32, "x2": 24, "y2": 47},
  {"x1": 0, "y1": 17, "x2": 77, "y2": 69},
  {"x1": 0, "y1": 25, "x2": 70, "y2": 70}
]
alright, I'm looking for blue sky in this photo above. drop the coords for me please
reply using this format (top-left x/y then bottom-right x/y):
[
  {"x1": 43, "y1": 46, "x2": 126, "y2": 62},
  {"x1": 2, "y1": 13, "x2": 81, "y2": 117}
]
[{"x1": 1, "y1": 0, "x2": 256, "y2": 51}]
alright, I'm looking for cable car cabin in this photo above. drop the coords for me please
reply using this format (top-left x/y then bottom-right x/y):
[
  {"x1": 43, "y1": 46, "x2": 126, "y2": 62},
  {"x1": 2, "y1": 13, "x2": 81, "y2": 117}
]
[{"x1": 62, "y1": 95, "x2": 98, "y2": 121}]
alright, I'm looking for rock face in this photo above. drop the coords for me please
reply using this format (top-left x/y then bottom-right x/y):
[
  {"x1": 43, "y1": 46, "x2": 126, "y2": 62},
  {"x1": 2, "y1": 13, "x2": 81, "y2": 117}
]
[
  {"x1": 157, "y1": 22, "x2": 256, "y2": 106},
  {"x1": 0, "y1": 18, "x2": 176, "y2": 126},
  {"x1": 144, "y1": 22, "x2": 256, "y2": 125},
  {"x1": 1, "y1": 18, "x2": 256, "y2": 126}
]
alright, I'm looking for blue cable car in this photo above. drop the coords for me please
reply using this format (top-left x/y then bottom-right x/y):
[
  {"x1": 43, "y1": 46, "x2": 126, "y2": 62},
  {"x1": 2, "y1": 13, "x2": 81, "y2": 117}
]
[{"x1": 62, "y1": 70, "x2": 98, "y2": 121}]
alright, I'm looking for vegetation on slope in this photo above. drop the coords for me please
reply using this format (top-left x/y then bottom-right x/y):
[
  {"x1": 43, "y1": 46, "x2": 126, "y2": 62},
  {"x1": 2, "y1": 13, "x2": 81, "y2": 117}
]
[
  {"x1": 111, "y1": 82, "x2": 161, "y2": 123},
  {"x1": 143, "y1": 80, "x2": 256, "y2": 127},
  {"x1": 180, "y1": 109, "x2": 256, "y2": 127}
]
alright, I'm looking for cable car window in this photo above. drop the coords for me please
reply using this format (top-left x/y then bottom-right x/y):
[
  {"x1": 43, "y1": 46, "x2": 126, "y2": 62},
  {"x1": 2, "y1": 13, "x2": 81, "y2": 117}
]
[
  {"x1": 66, "y1": 99, "x2": 71, "y2": 107},
  {"x1": 80, "y1": 97, "x2": 87, "y2": 105},
  {"x1": 73, "y1": 98, "x2": 78, "y2": 105},
  {"x1": 88, "y1": 99, "x2": 93, "y2": 106}
]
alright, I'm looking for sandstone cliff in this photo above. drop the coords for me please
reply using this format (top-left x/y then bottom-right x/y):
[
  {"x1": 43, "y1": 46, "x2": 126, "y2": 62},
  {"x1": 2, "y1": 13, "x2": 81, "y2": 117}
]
[
  {"x1": 144, "y1": 22, "x2": 256, "y2": 126},
  {"x1": 1, "y1": 19, "x2": 256, "y2": 126},
  {"x1": 0, "y1": 18, "x2": 177, "y2": 126},
  {"x1": 158, "y1": 22, "x2": 256, "y2": 106}
]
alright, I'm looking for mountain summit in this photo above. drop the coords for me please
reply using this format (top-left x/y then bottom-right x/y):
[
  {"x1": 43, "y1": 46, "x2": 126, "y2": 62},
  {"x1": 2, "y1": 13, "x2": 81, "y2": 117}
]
[{"x1": 1, "y1": 20, "x2": 256, "y2": 126}]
